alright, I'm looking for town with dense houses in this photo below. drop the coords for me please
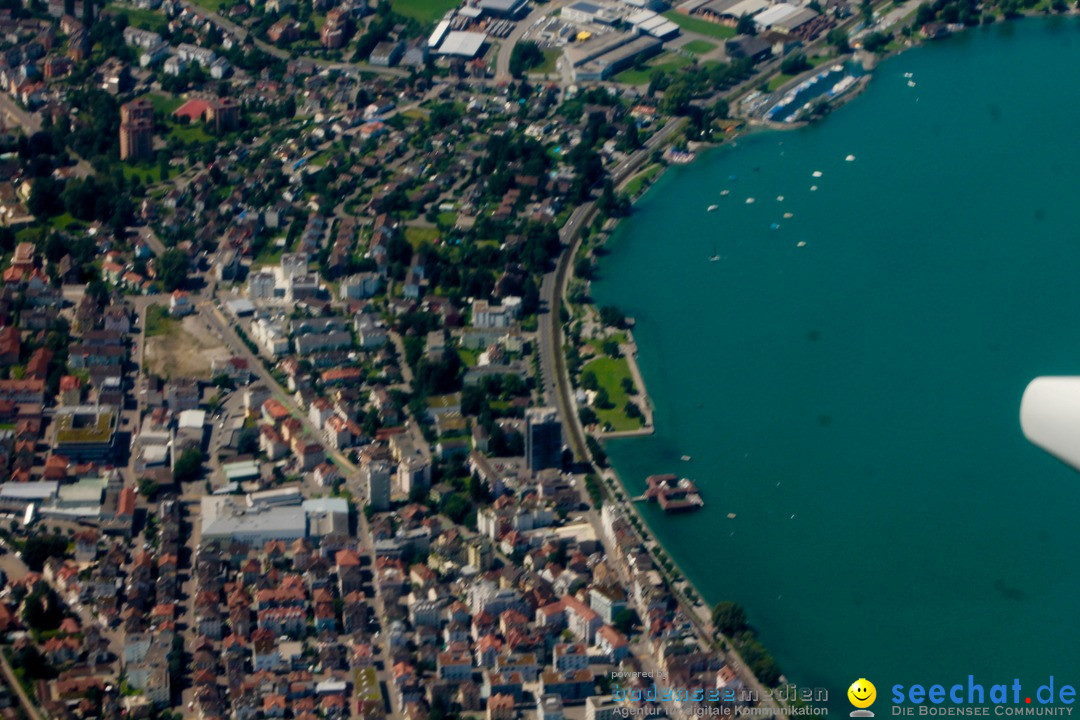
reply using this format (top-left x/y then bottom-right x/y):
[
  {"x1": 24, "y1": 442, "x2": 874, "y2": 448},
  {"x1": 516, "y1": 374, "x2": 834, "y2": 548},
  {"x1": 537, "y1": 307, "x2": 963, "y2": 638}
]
[{"x1": 0, "y1": 0, "x2": 962, "y2": 711}]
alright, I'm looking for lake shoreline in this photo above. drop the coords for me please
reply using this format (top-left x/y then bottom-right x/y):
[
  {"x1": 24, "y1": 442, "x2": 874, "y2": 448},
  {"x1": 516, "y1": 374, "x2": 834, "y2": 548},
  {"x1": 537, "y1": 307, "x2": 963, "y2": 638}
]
[{"x1": 575, "y1": 11, "x2": 1078, "y2": 699}]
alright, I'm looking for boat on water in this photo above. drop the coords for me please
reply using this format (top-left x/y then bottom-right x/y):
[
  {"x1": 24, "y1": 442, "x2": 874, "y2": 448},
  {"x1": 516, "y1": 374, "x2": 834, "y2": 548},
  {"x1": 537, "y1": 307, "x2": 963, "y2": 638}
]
[
  {"x1": 720, "y1": 189, "x2": 730, "y2": 196},
  {"x1": 745, "y1": 197, "x2": 755, "y2": 204},
  {"x1": 707, "y1": 204, "x2": 719, "y2": 212},
  {"x1": 812, "y1": 170, "x2": 823, "y2": 177},
  {"x1": 709, "y1": 241, "x2": 720, "y2": 262},
  {"x1": 845, "y1": 154, "x2": 856, "y2": 162},
  {"x1": 828, "y1": 75, "x2": 857, "y2": 99}
]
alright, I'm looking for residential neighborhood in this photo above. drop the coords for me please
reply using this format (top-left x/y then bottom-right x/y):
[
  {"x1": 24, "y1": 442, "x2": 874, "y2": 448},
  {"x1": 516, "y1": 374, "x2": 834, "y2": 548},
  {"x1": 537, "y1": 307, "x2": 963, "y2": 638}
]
[{"x1": 0, "y1": 0, "x2": 912, "y2": 711}]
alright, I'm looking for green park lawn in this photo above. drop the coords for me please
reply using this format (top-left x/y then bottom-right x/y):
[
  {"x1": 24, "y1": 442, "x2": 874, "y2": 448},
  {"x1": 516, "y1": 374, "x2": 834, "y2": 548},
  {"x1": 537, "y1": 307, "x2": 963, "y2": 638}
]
[
  {"x1": 683, "y1": 39, "x2": 717, "y2": 55},
  {"x1": 148, "y1": 93, "x2": 184, "y2": 115},
  {"x1": 662, "y1": 11, "x2": 737, "y2": 40},
  {"x1": 586, "y1": 332, "x2": 628, "y2": 354},
  {"x1": 457, "y1": 347, "x2": 480, "y2": 367},
  {"x1": 168, "y1": 122, "x2": 214, "y2": 145},
  {"x1": 623, "y1": 164, "x2": 662, "y2": 197},
  {"x1": 613, "y1": 52, "x2": 692, "y2": 85},
  {"x1": 582, "y1": 356, "x2": 644, "y2": 432},
  {"x1": 48, "y1": 212, "x2": 80, "y2": 230},
  {"x1": 188, "y1": 0, "x2": 230, "y2": 12},
  {"x1": 390, "y1": 0, "x2": 457, "y2": 24},
  {"x1": 121, "y1": 160, "x2": 173, "y2": 184},
  {"x1": 535, "y1": 48, "x2": 561, "y2": 74},
  {"x1": 404, "y1": 225, "x2": 441, "y2": 247},
  {"x1": 144, "y1": 304, "x2": 176, "y2": 337},
  {"x1": 105, "y1": 3, "x2": 168, "y2": 31}
]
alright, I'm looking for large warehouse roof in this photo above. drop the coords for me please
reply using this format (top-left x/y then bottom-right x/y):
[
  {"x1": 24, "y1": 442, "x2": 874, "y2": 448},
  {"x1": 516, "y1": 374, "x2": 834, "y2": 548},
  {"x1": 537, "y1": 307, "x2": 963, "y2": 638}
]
[
  {"x1": 202, "y1": 495, "x2": 307, "y2": 541},
  {"x1": 436, "y1": 31, "x2": 488, "y2": 57}
]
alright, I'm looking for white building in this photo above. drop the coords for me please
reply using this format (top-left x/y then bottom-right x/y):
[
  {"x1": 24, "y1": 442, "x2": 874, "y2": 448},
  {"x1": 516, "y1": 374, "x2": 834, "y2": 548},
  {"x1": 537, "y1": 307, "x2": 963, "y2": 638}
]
[
  {"x1": 340, "y1": 272, "x2": 381, "y2": 300},
  {"x1": 250, "y1": 317, "x2": 289, "y2": 358},
  {"x1": 248, "y1": 270, "x2": 277, "y2": 300},
  {"x1": 471, "y1": 299, "x2": 513, "y2": 329},
  {"x1": 397, "y1": 457, "x2": 431, "y2": 496}
]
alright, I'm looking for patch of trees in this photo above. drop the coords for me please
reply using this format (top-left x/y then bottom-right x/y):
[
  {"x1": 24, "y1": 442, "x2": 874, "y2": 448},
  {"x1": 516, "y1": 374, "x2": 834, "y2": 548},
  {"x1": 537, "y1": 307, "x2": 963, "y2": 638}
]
[
  {"x1": 173, "y1": 447, "x2": 204, "y2": 482},
  {"x1": 156, "y1": 248, "x2": 190, "y2": 292},
  {"x1": 586, "y1": 434, "x2": 608, "y2": 467},
  {"x1": 479, "y1": 133, "x2": 551, "y2": 180},
  {"x1": 736, "y1": 12, "x2": 757, "y2": 34},
  {"x1": 711, "y1": 601, "x2": 783, "y2": 687},
  {"x1": 780, "y1": 53, "x2": 811, "y2": 75},
  {"x1": 413, "y1": 349, "x2": 464, "y2": 397},
  {"x1": 599, "y1": 305, "x2": 626, "y2": 329},
  {"x1": 509, "y1": 41, "x2": 545, "y2": 78},
  {"x1": 597, "y1": 180, "x2": 631, "y2": 218},
  {"x1": 65, "y1": 88, "x2": 121, "y2": 161},
  {"x1": 10, "y1": 642, "x2": 56, "y2": 680},
  {"x1": 712, "y1": 601, "x2": 749, "y2": 635},
  {"x1": 59, "y1": 175, "x2": 134, "y2": 227},
  {"x1": 440, "y1": 492, "x2": 473, "y2": 525},
  {"x1": 914, "y1": 0, "x2": 984, "y2": 25},
  {"x1": 827, "y1": 28, "x2": 850, "y2": 52},
  {"x1": 584, "y1": 473, "x2": 604, "y2": 508},
  {"x1": 22, "y1": 584, "x2": 67, "y2": 632},
  {"x1": 861, "y1": 30, "x2": 894, "y2": 53},
  {"x1": 22, "y1": 533, "x2": 70, "y2": 571}
]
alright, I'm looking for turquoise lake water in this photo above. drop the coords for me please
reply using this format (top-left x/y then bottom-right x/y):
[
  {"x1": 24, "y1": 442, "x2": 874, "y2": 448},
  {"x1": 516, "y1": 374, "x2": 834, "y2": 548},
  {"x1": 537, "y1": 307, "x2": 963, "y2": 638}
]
[{"x1": 593, "y1": 17, "x2": 1080, "y2": 707}]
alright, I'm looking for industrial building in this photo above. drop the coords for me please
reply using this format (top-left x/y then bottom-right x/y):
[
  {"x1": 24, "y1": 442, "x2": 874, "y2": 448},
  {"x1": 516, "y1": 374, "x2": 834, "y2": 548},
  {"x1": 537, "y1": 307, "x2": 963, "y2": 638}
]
[
  {"x1": 201, "y1": 495, "x2": 307, "y2": 544},
  {"x1": 568, "y1": 32, "x2": 663, "y2": 81},
  {"x1": 626, "y1": 9, "x2": 682, "y2": 38},
  {"x1": 562, "y1": 0, "x2": 621, "y2": 25},
  {"x1": 751, "y1": 2, "x2": 819, "y2": 31},
  {"x1": 435, "y1": 30, "x2": 489, "y2": 58},
  {"x1": 475, "y1": 0, "x2": 529, "y2": 17}
]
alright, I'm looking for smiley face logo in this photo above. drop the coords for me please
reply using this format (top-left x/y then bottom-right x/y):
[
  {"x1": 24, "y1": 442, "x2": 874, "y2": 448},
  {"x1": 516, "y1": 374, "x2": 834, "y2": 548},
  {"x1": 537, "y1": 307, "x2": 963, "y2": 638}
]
[{"x1": 848, "y1": 679, "x2": 877, "y2": 712}]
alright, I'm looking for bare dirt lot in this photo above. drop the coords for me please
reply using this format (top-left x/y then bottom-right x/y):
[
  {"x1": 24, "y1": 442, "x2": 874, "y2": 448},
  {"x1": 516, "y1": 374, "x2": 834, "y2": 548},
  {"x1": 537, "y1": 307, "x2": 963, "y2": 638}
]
[{"x1": 145, "y1": 313, "x2": 230, "y2": 379}]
